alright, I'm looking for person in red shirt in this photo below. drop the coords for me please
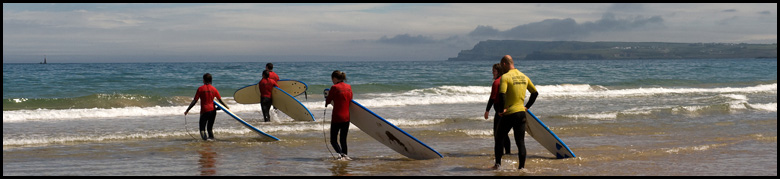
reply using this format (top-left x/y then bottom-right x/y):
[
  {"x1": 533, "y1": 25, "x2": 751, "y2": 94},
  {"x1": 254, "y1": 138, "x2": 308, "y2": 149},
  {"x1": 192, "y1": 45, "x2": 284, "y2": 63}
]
[
  {"x1": 484, "y1": 63, "x2": 511, "y2": 155},
  {"x1": 266, "y1": 63, "x2": 280, "y2": 82},
  {"x1": 325, "y1": 70, "x2": 353, "y2": 160},
  {"x1": 258, "y1": 70, "x2": 278, "y2": 122},
  {"x1": 185, "y1": 73, "x2": 228, "y2": 141}
]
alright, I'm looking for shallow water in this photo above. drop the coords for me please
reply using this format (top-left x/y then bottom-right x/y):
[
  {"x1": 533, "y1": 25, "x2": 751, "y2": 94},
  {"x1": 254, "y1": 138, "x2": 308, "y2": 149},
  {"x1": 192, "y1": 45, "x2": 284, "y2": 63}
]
[{"x1": 3, "y1": 59, "x2": 777, "y2": 175}]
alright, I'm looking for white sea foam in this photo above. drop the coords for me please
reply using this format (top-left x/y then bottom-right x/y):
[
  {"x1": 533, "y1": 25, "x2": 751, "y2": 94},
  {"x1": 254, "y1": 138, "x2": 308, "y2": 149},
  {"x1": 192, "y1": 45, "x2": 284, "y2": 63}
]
[
  {"x1": 721, "y1": 94, "x2": 749, "y2": 110},
  {"x1": 563, "y1": 113, "x2": 619, "y2": 120},
  {"x1": 748, "y1": 103, "x2": 777, "y2": 112},
  {"x1": 3, "y1": 117, "x2": 448, "y2": 146},
  {"x1": 2, "y1": 106, "x2": 187, "y2": 123},
  {"x1": 459, "y1": 129, "x2": 518, "y2": 136},
  {"x1": 385, "y1": 118, "x2": 446, "y2": 126},
  {"x1": 460, "y1": 129, "x2": 493, "y2": 136},
  {"x1": 4, "y1": 83, "x2": 775, "y2": 122},
  {"x1": 544, "y1": 83, "x2": 776, "y2": 98},
  {"x1": 3, "y1": 130, "x2": 191, "y2": 146},
  {"x1": 12, "y1": 98, "x2": 28, "y2": 103}
]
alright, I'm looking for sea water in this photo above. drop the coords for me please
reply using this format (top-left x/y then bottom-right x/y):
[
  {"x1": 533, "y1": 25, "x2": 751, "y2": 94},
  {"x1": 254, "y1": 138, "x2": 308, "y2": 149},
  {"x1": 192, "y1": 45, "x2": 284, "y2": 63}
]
[{"x1": 3, "y1": 58, "x2": 776, "y2": 175}]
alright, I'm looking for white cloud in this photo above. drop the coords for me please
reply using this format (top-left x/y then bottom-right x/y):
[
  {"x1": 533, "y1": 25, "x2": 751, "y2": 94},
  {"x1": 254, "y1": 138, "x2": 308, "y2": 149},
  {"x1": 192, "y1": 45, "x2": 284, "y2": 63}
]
[{"x1": 3, "y1": 3, "x2": 777, "y2": 63}]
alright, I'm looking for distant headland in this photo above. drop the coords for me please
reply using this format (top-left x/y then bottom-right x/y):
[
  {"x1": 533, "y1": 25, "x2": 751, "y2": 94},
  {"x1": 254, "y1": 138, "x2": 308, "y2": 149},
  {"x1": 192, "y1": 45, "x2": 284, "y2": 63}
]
[{"x1": 447, "y1": 40, "x2": 777, "y2": 61}]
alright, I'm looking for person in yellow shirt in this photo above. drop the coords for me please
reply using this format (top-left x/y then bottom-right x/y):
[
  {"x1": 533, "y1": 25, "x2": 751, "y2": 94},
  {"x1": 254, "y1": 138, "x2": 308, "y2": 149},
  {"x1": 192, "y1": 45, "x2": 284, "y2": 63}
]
[{"x1": 493, "y1": 55, "x2": 538, "y2": 170}]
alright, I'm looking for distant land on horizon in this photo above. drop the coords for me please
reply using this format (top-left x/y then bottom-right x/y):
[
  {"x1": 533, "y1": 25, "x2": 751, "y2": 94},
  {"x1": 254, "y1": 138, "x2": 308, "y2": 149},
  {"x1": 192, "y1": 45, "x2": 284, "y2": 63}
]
[{"x1": 447, "y1": 40, "x2": 778, "y2": 61}]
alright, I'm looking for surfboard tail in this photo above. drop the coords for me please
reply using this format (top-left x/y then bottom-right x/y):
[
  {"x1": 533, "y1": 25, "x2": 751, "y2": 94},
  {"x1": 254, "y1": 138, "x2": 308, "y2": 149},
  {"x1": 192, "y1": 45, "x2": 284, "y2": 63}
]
[
  {"x1": 526, "y1": 110, "x2": 576, "y2": 158},
  {"x1": 349, "y1": 100, "x2": 443, "y2": 160},
  {"x1": 272, "y1": 87, "x2": 315, "y2": 122},
  {"x1": 213, "y1": 99, "x2": 280, "y2": 141}
]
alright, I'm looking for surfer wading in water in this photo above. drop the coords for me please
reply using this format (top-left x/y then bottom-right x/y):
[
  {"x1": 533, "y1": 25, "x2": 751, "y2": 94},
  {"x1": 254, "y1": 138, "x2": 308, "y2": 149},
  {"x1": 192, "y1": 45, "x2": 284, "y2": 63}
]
[
  {"x1": 494, "y1": 55, "x2": 538, "y2": 170},
  {"x1": 185, "y1": 73, "x2": 229, "y2": 141},
  {"x1": 266, "y1": 63, "x2": 280, "y2": 82},
  {"x1": 258, "y1": 70, "x2": 278, "y2": 122},
  {"x1": 325, "y1": 70, "x2": 353, "y2": 161},
  {"x1": 485, "y1": 63, "x2": 512, "y2": 155}
]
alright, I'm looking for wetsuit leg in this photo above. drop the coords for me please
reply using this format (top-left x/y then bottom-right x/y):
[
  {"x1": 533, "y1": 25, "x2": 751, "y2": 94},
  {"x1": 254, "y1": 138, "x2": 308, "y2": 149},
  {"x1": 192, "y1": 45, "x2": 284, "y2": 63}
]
[
  {"x1": 260, "y1": 97, "x2": 272, "y2": 122},
  {"x1": 206, "y1": 110, "x2": 217, "y2": 139},
  {"x1": 494, "y1": 116, "x2": 511, "y2": 165},
  {"x1": 199, "y1": 110, "x2": 217, "y2": 140},
  {"x1": 330, "y1": 122, "x2": 343, "y2": 154},
  {"x1": 494, "y1": 112, "x2": 526, "y2": 168},
  {"x1": 494, "y1": 113, "x2": 511, "y2": 154},
  {"x1": 339, "y1": 122, "x2": 349, "y2": 155},
  {"x1": 330, "y1": 122, "x2": 349, "y2": 155},
  {"x1": 512, "y1": 112, "x2": 527, "y2": 169}
]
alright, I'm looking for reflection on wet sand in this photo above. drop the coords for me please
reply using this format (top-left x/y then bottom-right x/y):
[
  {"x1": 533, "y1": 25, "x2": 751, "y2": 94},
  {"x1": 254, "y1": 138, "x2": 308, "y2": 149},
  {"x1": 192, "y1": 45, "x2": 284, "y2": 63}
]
[{"x1": 198, "y1": 142, "x2": 218, "y2": 176}]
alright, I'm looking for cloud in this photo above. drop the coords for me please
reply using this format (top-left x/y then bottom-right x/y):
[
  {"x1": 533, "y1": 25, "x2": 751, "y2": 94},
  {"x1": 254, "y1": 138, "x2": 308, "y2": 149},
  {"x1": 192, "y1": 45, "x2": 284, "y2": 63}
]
[
  {"x1": 376, "y1": 12, "x2": 665, "y2": 46},
  {"x1": 2, "y1": 3, "x2": 775, "y2": 63},
  {"x1": 606, "y1": 3, "x2": 645, "y2": 12},
  {"x1": 501, "y1": 18, "x2": 583, "y2": 40},
  {"x1": 377, "y1": 34, "x2": 437, "y2": 44},
  {"x1": 468, "y1": 25, "x2": 500, "y2": 37},
  {"x1": 480, "y1": 12, "x2": 663, "y2": 41}
]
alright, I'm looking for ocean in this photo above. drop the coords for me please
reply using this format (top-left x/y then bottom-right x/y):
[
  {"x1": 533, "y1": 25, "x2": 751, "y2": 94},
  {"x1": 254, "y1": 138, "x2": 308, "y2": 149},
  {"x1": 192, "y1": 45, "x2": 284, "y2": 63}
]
[{"x1": 3, "y1": 58, "x2": 777, "y2": 176}]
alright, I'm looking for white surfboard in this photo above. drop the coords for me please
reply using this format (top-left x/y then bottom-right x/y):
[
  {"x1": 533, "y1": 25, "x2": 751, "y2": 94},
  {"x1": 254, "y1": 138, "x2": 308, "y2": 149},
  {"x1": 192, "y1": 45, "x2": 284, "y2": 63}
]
[
  {"x1": 349, "y1": 100, "x2": 443, "y2": 160},
  {"x1": 234, "y1": 84, "x2": 262, "y2": 104},
  {"x1": 234, "y1": 79, "x2": 308, "y2": 104},
  {"x1": 277, "y1": 80, "x2": 307, "y2": 97},
  {"x1": 213, "y1": 99, "x2": 280, "y2": 141},
  {"x1": 271, "y1": 87, "x2": 315, "y2": 122},
  {"x1": 525, "y1": 110, "x2": 575, "y2": 159}
]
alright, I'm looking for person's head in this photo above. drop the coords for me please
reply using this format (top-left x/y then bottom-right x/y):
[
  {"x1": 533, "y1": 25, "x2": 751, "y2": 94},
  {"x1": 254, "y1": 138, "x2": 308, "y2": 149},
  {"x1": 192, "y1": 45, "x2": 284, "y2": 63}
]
[
  {"x1": 331, "y1": 70, "x2": 346, "y2": 84},
  {"x1": 500, "y1": 55, "x2": 514, "y2": 69},
  {"x1": 262, "y1": 70, "x2": 269, "y2": 79},
  {"x1": 203, "y1": 73, "x2": 212, "y2": 84},
  {"x1": 492, "y1": 63, "x2": 503, "y2": 79},
  {"x1": 266, "y1": 63, "x2": 274, "y2": 71}
]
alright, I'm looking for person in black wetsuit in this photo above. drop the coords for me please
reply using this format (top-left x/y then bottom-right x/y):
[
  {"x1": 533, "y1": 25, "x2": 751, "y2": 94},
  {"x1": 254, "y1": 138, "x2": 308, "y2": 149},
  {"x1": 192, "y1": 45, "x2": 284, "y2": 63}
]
[
  {"x1": 493, "y1": 55, "x2": 538, "y2": 170},
  {"x1": 484, "y1": 63, "x2": 511, "y2": 155}
]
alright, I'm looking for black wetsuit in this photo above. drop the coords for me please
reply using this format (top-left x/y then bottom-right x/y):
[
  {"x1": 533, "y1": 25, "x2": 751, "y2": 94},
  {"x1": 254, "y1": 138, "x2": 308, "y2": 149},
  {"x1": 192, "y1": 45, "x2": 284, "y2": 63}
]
[
  {"x1": 486, "y1": 94, "x2": 511, "y2": 154},
  {"x1": 200, "y1": 110, "x2": 217, "y2": 140},
  {"x1": 330, "y1": 121, "x2": 350, "y2": 155},
  {"x1": 260, "y1": 97, "x2": 272, "y2": 122}
]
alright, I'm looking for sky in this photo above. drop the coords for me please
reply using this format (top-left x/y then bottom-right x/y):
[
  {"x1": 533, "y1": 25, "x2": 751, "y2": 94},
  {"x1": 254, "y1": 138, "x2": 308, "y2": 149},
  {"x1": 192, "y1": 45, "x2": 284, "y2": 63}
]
[{"x1": 3, "y1": 3, "x2": 777, "y2": 63}]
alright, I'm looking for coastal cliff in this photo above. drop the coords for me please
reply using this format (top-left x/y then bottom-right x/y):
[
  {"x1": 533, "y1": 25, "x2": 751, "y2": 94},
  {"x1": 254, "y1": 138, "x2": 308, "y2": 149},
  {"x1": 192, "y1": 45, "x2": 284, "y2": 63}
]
[{"x1": 447, "y1": 40, "x2": 777, "y2": 61}]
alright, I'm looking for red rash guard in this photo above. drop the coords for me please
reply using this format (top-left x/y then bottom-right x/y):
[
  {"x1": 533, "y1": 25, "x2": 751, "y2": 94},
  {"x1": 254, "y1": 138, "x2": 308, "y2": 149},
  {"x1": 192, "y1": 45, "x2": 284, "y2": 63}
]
[
  {"x1": 195, "y1": 84, "x2": 221, "y2": 113},
  {"x1": 490, "y1": 77, "x2": 501, "y2": 101},
  {"x1": 268, "y1": 71, "x2": 280, "y2": 82},
  {"x1": 258, "y1": 78, "x2": 278, "y2": 98},
  {"x1": 326, "y1": 82, "x2": 353, "y2": 123}
]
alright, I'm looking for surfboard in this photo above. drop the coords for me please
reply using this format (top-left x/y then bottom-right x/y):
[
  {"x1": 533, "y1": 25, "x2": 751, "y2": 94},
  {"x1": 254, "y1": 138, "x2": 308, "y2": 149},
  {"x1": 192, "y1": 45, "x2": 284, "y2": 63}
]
[
  {"x1": 277, "y1": 80, "x2": 307, "y2": 97},
  {"x1": 234, "y1": 84, "x2": 262, "y2": 104},
  {"x1": 271, "y1": 87, "x2": 315, "y2": 122},
  {"x1": 213, "y1": 99, "x2": 280, "y2": 141},
  {"x1": 234, "y1": 79, "x2": 308, "y2": 104},
  {"x1": 525, "y1": 110, "x2": 575, "y2": 159},
  {"x1": 349, "y1": 99, "x2": 443, "y2": 160}
]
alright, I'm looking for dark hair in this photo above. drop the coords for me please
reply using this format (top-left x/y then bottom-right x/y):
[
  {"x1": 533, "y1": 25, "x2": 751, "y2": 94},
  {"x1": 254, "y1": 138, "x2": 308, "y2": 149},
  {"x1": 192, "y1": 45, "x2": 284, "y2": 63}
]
[
  {"x1": 262, "y1": 70, "x2": 269, "y2": 78},
  {"x1": 203, "y1": 73, "x2": 212, "y2": 84},
  {"x1": 492, "y1": 63, "x2": 505, "y2": 79},
  {"x1": 266, "y1": 63, "x2": 274, "y2": 70},
  {"x1": 331, "y1": 70, "x2": 346, "y2": 82}
]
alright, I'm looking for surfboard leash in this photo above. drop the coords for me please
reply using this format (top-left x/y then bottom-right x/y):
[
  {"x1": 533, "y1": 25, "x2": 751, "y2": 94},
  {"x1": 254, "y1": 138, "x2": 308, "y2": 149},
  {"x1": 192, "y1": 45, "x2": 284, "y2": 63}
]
[
  {"x1": 184, "y1": 114, "x2": 199, "y2": 140},
  {"x1": 322, "y1": 89, "x2": 336, "y2": 160},
  {"x1": 321, "y1": 108, "x2": 336, "y2": 160}
]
